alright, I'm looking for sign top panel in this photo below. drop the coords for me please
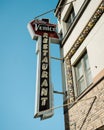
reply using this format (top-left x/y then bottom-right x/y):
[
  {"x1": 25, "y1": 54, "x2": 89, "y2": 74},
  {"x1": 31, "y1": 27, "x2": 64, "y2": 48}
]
[{"x1": 27, "y1": 19, "x2": 60, "y2": 43}]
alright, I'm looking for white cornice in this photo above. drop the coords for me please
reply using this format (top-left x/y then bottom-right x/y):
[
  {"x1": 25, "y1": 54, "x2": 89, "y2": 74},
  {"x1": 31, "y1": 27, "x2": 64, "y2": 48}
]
[{"x1": 54, "y1": 0, "x2": 64, "y2": 17}]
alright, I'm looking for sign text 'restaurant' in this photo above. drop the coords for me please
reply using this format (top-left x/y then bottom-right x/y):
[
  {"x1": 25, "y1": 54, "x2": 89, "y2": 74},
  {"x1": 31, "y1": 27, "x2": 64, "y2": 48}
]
[{"x1": 39, "y1": 33, "x2": 50, "y2": 112}]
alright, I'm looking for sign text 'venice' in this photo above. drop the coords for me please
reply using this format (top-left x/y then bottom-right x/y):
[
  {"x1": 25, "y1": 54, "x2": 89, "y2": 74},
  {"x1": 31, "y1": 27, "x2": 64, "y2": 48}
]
[{"x1": 35, "y1": 24, "x2": 56, "y2": 32}]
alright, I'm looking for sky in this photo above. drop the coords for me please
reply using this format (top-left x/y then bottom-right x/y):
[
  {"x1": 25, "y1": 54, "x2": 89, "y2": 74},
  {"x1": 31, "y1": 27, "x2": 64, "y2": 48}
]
[{"x1": 0, "y1": 0, "x2": 64, "y2": 130}]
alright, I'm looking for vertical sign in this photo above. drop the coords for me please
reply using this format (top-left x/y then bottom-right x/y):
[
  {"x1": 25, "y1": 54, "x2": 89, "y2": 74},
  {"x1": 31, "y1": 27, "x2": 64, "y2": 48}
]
[
  {"x1": 27, "y1": 19, "x2": 59, "y2": 120},
  {"x1": 34, "y1": 33, "x2": 53, "y2": 120}
]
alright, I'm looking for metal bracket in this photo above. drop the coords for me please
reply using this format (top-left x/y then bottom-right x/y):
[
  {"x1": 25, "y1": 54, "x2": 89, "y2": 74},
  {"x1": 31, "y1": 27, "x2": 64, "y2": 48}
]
[
  {"x1": 51, "y1": 56, "x2": 64, "y2": 62},
  {"x1": 53, "y1": 90, "x2": 66, "y2": 95}
]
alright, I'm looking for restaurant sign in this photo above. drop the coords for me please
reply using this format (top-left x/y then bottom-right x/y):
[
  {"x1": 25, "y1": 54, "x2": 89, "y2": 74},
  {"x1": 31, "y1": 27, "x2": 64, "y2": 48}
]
[{"x1": 27, "y1": 19, "x2": 59, "y2": 120}]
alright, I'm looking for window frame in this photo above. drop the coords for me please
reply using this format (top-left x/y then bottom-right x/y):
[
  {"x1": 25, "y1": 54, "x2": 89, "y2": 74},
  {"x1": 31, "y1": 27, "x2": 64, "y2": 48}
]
[
  {"x1": 62, "y1": 4, "x2": 75, "y2": 35},
  {"x1": 65, "y1": 6, "x2": 75, "y2": 30},
  {"x1": 73, "y1": 53, "x2": 92, "y2": 97}
]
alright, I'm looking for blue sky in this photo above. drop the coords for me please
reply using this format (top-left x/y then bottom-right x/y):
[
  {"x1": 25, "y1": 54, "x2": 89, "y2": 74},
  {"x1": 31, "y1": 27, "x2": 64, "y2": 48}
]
[{"x1": 0, "y1": 0, "x2": 64, "y2": 130}]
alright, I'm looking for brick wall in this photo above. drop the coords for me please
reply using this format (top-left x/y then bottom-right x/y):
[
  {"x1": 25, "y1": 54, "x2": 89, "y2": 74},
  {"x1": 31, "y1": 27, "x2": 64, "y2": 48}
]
[{"x1": 67, "y1": 71, "x2": 104, "y2": 130}]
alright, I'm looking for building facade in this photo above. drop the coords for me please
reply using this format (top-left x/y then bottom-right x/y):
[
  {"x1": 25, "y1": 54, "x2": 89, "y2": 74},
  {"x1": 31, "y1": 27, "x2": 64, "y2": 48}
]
[{"x1": 55, "y1": 0, "x2": 104, "y2": 130}]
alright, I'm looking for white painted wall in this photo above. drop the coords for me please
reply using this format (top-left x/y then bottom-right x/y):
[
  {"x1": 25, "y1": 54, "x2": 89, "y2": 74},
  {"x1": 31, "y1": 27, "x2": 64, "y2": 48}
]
[
  {"x1": 73, "y1": 0, "x2": 85, "y2": 14},
  {"x1": 71, "y1": 14, "x2": 104, "y2": 79},
  {"x1": 87, "y1": 14, "x2": 104, "y2": 78},
  {"x1": 62, "y1": 0, "x2": 102, "y2": 57},
  {"x1": 57, "y1": 0, "x2": 85, "y2": 35},
  {"x1": 57, "y1": 0, "x2": 104, "y2": 80}
]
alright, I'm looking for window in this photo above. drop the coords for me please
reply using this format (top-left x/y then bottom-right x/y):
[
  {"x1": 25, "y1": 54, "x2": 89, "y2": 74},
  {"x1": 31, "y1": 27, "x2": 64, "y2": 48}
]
[
  {"x1": 74, "y1": 53, "x2": 92, "y2": 96},
  {"x1": 65, "y1": 6, "x2": 75, "y2": 31}
]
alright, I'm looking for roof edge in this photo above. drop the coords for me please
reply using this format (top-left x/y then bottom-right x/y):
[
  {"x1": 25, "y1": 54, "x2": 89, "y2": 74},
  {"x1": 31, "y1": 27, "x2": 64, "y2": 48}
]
[{"x1": 54, "y1": 0, "x2": 63, "y2": 17}]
